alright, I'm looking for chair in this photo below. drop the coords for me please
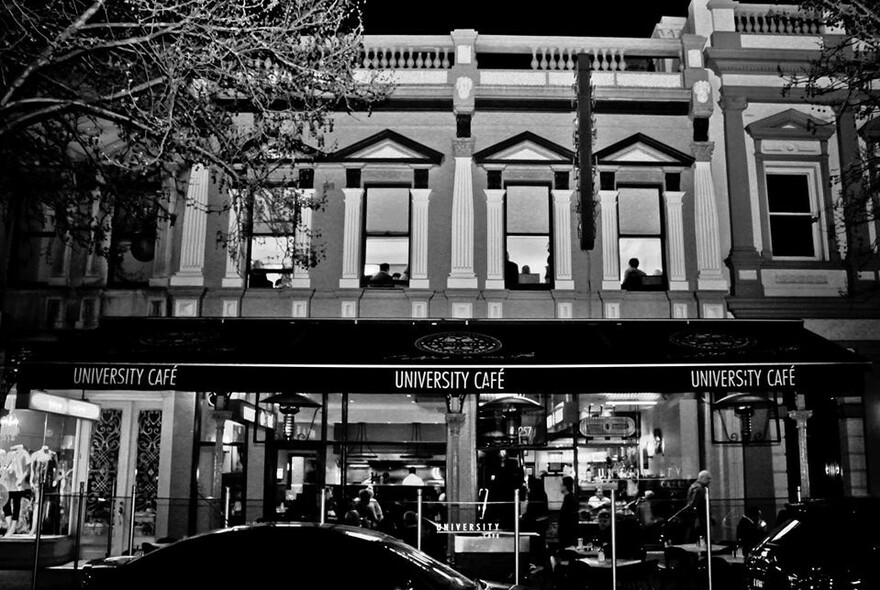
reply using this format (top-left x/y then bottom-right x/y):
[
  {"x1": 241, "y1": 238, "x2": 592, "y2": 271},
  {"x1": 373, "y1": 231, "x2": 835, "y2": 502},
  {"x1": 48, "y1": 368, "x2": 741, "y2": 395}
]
[
  {"x1": 660, "y1": 546, "x2": 697, "y2": 590},
  {"x1": 696, "y1": 556, "x2": 733, "y2": 590},
  {"x1": 617, "y1": 560, "x2": 661, "y2": 590}
]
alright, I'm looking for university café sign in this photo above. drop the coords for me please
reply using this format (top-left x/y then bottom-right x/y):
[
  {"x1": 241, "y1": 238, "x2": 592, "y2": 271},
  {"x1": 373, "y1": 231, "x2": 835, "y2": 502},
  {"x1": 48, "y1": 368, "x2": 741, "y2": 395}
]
[{"x1": 63, "y1": 331, "x2": 801, "y2": 393}]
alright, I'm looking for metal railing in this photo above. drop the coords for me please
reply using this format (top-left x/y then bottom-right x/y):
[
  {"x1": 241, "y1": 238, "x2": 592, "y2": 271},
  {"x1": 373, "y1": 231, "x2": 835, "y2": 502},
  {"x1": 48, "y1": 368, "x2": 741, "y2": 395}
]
[{"x1": 21, "y1": 484, "x2": 790, "y2": 590}]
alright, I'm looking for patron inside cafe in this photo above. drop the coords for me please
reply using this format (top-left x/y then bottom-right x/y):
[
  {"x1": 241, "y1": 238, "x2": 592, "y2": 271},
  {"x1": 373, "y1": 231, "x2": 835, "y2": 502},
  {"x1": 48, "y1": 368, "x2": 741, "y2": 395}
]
[{"x1": 1, "y1": 317, "x2": 868, "y2": 576}]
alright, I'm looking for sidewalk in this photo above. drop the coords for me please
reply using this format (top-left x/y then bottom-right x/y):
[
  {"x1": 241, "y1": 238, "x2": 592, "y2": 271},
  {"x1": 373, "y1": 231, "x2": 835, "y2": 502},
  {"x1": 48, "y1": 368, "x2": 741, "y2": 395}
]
[{"x1": 0, "y1": 563, "x2": 82, "y2": 590}]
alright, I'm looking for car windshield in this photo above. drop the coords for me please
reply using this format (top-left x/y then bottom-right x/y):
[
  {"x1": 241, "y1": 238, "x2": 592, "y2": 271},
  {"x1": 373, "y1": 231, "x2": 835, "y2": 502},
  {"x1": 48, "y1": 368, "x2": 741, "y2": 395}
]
[{"x1": 761, "y1": 501, "x2": 880, "y2": 565}]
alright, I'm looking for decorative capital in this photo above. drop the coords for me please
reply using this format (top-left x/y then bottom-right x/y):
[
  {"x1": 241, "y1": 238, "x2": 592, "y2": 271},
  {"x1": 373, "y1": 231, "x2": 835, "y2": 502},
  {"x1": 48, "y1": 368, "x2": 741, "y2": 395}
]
[
  {"x1": 452, "y1": 138, "x2": 475, "y2": 158},
  {"x1": 787, "y1": 409, "x2": 813, "y2": 427},
  {"x1": 692, "y1": 141, "x2": 715, "y2": 162},
  {"x1": 719, "y1": 93, "x2": 748, "y2": 112},
  {"x1": 446, "y1": 412, "x2": 466, "y2": 435}
]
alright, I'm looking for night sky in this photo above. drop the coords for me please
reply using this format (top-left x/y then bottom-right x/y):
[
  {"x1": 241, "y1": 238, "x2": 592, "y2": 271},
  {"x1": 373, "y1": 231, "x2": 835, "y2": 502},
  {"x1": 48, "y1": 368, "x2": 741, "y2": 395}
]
[
  {"x1": 361, "y1": 0, "x2": 804, "y2": 38},
  {"x1": 362, "y1": 0, "x2": 691, "y2": 38}
]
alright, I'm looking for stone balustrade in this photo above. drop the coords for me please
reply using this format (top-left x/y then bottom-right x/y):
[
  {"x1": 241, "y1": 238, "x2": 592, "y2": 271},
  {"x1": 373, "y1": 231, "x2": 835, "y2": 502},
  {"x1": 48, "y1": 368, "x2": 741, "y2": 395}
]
[
  {"x1": 361, "y1": 36, "x2": 454, "y2": 69},
  {"x1": 475, "y1": 35, "x2": 683, "y2": 72},
  {"x1": 733, "y1": 4, "x2": 824, "y2": 35},
  {"x1": 358, "y1": 34, "x2": 683, "y2": 73}
]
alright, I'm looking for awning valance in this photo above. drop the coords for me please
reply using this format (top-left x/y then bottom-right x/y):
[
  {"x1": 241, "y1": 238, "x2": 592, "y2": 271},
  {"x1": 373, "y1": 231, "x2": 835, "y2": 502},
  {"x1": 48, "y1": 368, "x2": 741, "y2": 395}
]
[{"x1": 10, "y1": 318, "x2": 869, "y2": 396}]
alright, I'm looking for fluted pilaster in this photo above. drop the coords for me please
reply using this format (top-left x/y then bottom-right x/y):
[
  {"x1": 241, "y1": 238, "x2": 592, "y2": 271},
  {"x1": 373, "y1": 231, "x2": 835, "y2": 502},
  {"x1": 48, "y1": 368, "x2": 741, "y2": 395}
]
[
  {"x1": 692, "y1": 142, "x2": 729, "y2": 291},
  {"x1": 409, "y1": 189, "x2": 432, "y2": 289},
  {"x1": 339, "y1": 188, "x2": 365, "y2": 289},
  {"x1": 552, "y1": 189, "x2": 575, "y2": 289},
  {"x1": 447, "y1": 139, "x2": 477, "y2": 289},
  {"x1": 484, "y1": 189, "x2": 506, "y2": 290},
  {"x1": 291, "y1": 189, "x2": 315, "y2": 288},
  {"x1": 171, "y1": 164, "x2": 209, "y2": 287},
  {"x1": 599, "y1": 190, "x2": 621, "y2": 290},
  {"x1": 222, "y1": 189, "x2": 243, "y2": 288},
  {"x1": 663, "y1": 190, "x2": 688, "y2": 290}
]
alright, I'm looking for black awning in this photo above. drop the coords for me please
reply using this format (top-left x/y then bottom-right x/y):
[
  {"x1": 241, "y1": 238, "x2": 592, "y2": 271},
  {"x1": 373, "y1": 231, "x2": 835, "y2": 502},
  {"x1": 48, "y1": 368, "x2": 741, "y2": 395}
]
[{"x1": 11, "y1": 317, "x2": 869, "y2": 395}]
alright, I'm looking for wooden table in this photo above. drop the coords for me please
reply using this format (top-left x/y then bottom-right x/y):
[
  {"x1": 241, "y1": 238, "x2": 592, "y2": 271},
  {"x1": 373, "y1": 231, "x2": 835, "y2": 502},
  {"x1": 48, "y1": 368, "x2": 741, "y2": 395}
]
[
  {"x1": 720, "y1": 553, "x2": 745, "y2": 565},
  {"x1": 672, "y1": 542, "x2": 725, "y2": 554},
  {"x1": 578, "y1": 557, "x2": 642, "y2": 569}
]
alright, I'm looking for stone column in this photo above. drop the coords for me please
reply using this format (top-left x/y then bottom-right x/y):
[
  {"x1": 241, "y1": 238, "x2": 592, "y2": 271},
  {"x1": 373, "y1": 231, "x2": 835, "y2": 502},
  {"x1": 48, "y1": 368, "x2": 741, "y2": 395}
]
[
  {"x1": 663, "y1": 190, "x2": 688, "y2": 290},
  {"x1": 171, "y1": 164, "x2": 209, "y2": 287},
  {"x1": 445, "y1": 394, "x2": 477, "y2": 561},
  {"x1": 599, "y1": 190, "x2": 621, "y2": 290},
  {"x1": 552, "y1": 189, "x2": 575, "y2": 290},
  {"x1": 291, "y1": 189, "x2": 315, "y2": 288},
  {"x1": 484, "y1": 189, "x2": 506, "y2": 290},
  {"x1": 212, "y1": 409, "x2": 233, "y2": 528},
  {"x1": 409, "y1": 189, "x2": 432, "y2": 289},
  {"x1": 339, "y1": 188, "x2": 365, "y2": 289},
  {"x1": 447, "y1": 139, "x2": 478, "y2": 289},
  {"x1": 692, "y1": 142, "x2": 729, "y2": 291},
  {"x1": 787, "y1": 409, "x2": 813, "y2": 500},
  {"x1": 720, "y1": 92, "x2": 763, "y2": 296}
]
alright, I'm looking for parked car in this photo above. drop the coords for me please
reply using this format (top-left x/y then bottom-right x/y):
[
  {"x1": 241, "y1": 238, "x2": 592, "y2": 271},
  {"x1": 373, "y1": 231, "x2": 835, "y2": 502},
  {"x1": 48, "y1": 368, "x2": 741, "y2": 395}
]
[
  {"x1": 744, "y1": 498, "x2": 880, "y2": 590},
  {"x1": 81, "y1": 522, "x2": 517, "y2": 590}
]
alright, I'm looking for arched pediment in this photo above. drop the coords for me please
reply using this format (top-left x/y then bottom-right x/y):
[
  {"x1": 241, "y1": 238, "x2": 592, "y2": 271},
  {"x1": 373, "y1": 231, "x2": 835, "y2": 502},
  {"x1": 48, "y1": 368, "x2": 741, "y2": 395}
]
[
  {"x1": 324, "y1": 130, "x2": 443, "y2": 164},
  {"x1": 594, "y1": 133, "x2": 695, "y2": 167},
  {"x1": 473, "y1": 131, "x2": 575, "y2": 165}
]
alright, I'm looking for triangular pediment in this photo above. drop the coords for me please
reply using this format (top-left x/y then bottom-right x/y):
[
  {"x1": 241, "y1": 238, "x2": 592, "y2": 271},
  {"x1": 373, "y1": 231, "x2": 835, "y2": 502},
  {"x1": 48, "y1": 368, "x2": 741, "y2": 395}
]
[
  {"x1": 326, "y1": 130, "x2": 443, "y2": 164},
  {"x1": 474, "y1": 132, "x2": 574, "y2": 165},
  {"x1": 594, "y1": 133, "x2": 694, "y2": 167},
  {"x1": 746, "y1": 109, "x2": 835, "y2": 140}
]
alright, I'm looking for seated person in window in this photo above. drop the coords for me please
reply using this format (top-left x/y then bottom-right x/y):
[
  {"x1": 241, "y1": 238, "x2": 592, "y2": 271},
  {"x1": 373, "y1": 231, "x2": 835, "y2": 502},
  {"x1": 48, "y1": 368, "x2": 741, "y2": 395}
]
[
  {"x1": 621, "y1": 257, "x2": 647, "y2": 290},
  {"x1": 368, "y1": 262, "x2": 395, "y2": 287},
  {"x1": 249, "y1": 260, "x2": 273, "y2": 288},
  {"x1": 519, "y1": 265, "x2": 539, "y2": 284},
  {"x1": 504, "y1": 252, "x2": 519, "y2": 289},
  {"x1": 588, "y1": 508, "x2": 643, "y2": 559}
]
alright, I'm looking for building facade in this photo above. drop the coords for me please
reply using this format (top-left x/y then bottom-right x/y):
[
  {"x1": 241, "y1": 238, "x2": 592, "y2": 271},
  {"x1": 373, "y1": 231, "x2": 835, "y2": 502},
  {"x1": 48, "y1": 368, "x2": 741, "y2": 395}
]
[{"x1": 0, "y1": 0, "x2": 877, "y2": 563}]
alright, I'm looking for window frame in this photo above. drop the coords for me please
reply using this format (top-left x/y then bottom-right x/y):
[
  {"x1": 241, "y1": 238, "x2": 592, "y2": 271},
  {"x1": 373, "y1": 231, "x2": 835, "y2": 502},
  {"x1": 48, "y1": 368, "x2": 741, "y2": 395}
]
[
  {"x1": 503, "y1": 181, "x2": 554, "y2": 291},
  {"x1": 360, "y1": 182, "x2": 412, "y2": 288},
  {"x1": 246, "y1": 182, "x2": 314, "y2": 289},
  {"x1": 761, "y1": 162, "x2": 825, "y2": 262},
  {"x1": 615, "y1": 182, "x2": 667, "y2": 291}
]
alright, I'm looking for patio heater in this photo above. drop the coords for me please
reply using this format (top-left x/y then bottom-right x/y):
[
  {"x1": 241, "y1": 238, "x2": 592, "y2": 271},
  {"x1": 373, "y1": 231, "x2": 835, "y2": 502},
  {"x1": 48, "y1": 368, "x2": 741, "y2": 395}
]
[{"x1": 261, "y1": 392, "x2": 321, "y2": 440}]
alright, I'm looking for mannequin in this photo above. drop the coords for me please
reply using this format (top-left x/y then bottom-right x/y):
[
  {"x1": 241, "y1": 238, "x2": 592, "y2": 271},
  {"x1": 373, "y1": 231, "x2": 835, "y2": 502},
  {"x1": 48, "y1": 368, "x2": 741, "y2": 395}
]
[
  {"x1": 1, "y1": 444, "x2": 31, "y2": 537},
  {"x1": 29, "y1": 445, "x2": 57, "y2": 535}
]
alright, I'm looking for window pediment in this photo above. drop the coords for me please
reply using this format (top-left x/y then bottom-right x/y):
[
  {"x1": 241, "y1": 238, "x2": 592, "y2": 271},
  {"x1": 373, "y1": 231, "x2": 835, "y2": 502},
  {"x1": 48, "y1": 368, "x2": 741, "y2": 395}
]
[
  {"x1": 746, "y1": 109, "x2": 835, "y2": 141},
  {"x1": 859, "y1": 116, "x2": 880, "y2": 141},
  {"x1": 474, "y1": 131, "x2": 574, "y2": 166},
  {"x1": 594, "y1": 133, "x2": 694, "y2": 167},
  {"x1": 325, "y1": 130, "x2": 443, "y2": 165}
]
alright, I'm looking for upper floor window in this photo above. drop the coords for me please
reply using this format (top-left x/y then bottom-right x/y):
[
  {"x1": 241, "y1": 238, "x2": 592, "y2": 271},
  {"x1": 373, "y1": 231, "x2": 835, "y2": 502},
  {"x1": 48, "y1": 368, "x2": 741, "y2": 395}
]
[
  {"x1": 746, "y1": 108, "x2": 836, "y2": 264},
  {"x1": 505, "y1": 184, "x2": 552, "y2": 289},
  {"x1": 363, "y1": 185, "x2": 410, "y2": 287},
  {"x1": 764, "y1": 167, "x2": 822, "y2": 259},
  {"x1": 618, "y1": 186, "x2": 665, "y2": 290},
  {"x1": 248, "y1": 186, "x2": 307, "y2": 289}
]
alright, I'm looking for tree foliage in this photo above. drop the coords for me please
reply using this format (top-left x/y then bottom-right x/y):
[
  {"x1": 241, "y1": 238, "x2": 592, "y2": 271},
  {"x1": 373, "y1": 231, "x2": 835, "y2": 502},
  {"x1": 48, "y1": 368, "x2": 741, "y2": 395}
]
[
  {"x1": 0, "y1": 0, "x2": 389, "y2": 278},
  {"x1": 786, "y1": 1, "x2": 880, "y2": 286}
]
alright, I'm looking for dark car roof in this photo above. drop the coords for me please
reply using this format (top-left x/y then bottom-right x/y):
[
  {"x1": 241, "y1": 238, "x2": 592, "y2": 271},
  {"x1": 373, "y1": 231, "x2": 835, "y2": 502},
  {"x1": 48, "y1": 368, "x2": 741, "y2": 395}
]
[{"x1": 104, "y1": 521, "x2": 477, "y2": 589}]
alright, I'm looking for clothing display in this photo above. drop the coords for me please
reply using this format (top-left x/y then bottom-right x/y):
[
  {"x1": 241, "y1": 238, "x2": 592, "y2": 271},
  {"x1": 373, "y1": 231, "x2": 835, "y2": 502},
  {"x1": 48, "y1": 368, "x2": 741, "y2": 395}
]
[
  {"x1": 2, "y1": 444, "x2": 31, "y2": 537},
  {"x1": 1, "y1": 445, "x2": 31, "y2": 492},
  {"x1": 29, "y1": 446, "x2": 58, "y2": 535},
  {"x1": 30, "y1": 446, "x2": 57, "y2": 488}
]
